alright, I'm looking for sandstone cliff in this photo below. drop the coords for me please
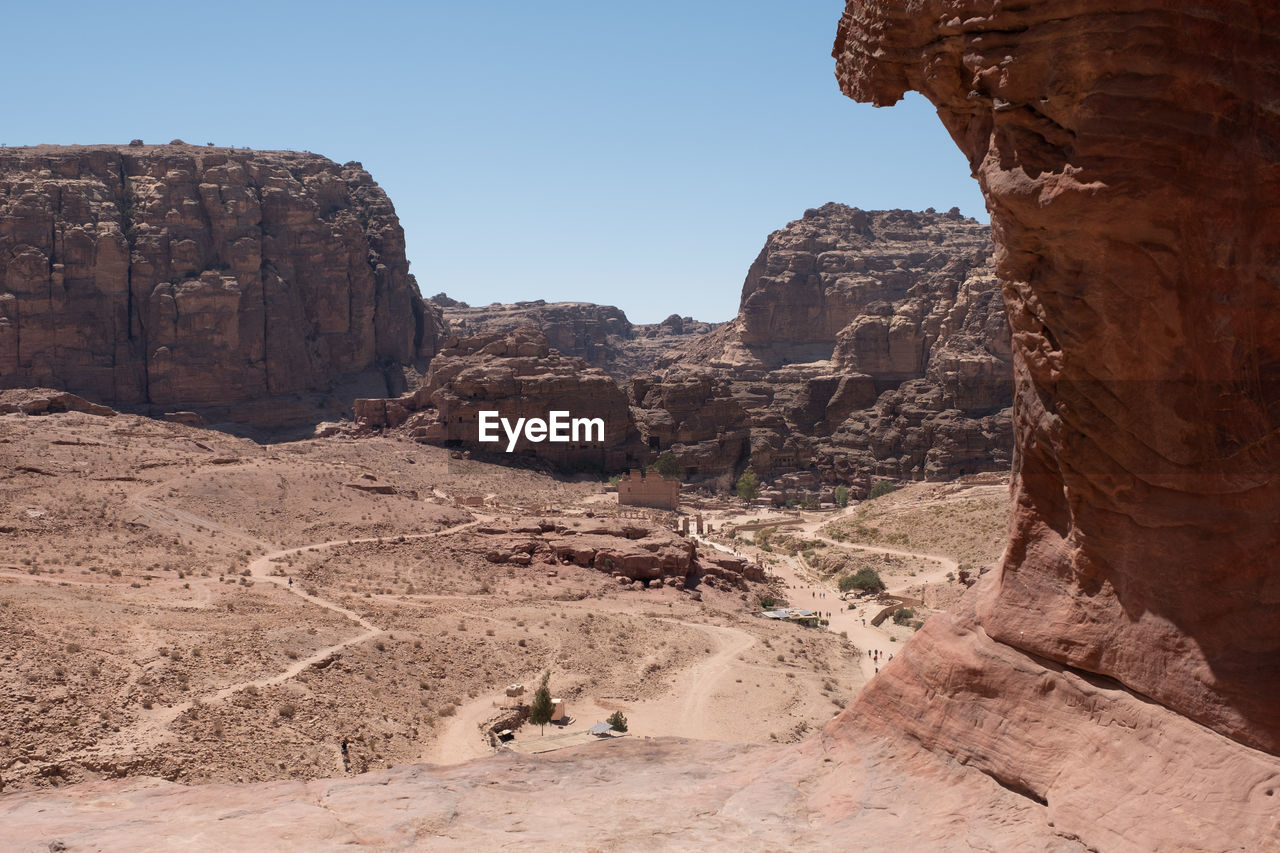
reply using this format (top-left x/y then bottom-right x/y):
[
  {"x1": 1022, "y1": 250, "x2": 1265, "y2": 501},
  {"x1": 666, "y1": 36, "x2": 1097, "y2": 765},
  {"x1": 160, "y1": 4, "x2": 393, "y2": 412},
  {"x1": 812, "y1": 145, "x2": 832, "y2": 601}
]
[
  {"x1": 639, "y1": 205, "x2": 1012, "y2": 490},
  {"x1": 826, "y1": 0, "x2": 1280, "y2": 841},
  {"x1": 0, "y1": 144, "x2": 446, "y2": 427},
  {"x1": 355, "y1": 328, "x2": 646, "y2": 470},
  {"x1": 435, "y1": 297, "x2": 718, "y2": 380}
]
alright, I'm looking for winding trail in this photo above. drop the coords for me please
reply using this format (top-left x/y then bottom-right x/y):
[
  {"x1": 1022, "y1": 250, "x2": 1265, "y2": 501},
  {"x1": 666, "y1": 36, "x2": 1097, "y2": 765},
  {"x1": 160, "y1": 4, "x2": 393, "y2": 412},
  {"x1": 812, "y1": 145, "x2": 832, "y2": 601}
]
[
  {"x1": 24, "y1": 478, "x2": 488, "y2": 779},
  {"x1": 697, "y1": 511, "x2": 964, "y2": 682}
]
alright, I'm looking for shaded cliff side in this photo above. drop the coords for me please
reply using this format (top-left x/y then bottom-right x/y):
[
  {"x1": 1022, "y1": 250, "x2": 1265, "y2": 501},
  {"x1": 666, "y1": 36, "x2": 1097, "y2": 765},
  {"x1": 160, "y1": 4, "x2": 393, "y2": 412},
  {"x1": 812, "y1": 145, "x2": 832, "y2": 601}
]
[
  {"x1": 832, "y1": 0, "x2": 1280, "y2": 804},
  {"x1": 0, "y1": 143, "x2": 446, "y2": 427},
  {"x1": 638, "y1": 204, "x2": 1012, "y2": 490}
]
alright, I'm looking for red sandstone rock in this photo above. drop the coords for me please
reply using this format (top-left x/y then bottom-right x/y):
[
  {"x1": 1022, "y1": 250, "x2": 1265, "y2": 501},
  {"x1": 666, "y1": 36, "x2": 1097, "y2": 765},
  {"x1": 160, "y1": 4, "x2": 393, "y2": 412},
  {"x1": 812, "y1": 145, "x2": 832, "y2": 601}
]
[
  {"x1": 0, "y1": 388, "x2": 116, "y2": 417},
  {"x1": 637, "y1": 205, "x2": 1012, "y2": 489},
  {"x1": 834, "y1": 0, "x2": 1280, "y2": 753},
  {"x1": 0, "y1": 145, "x2": 446, "y2": 428},
  {"x1": 357, "y1": 328, "x2": 647, "y2": 470}
]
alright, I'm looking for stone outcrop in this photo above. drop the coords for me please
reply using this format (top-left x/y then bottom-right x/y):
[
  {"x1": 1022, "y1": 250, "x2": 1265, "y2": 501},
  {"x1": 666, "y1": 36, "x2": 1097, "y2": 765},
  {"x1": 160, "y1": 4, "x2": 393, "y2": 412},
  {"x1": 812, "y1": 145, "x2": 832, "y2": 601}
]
[
  {"x1": 439, "y1": 300, "x2": 633, "y2": 371},
  {"x1": 435, "y1": 298, "x2": 719, "y2": 380},
  {"x1": 636, "y1": 205, "x2": 1012, "y2": 490},
  {"x1": 0, "y1": 387, "x2": 116, "y2": 417},
  {"x1": 477, "y1": 516, "x2": 761, "y2": 588},
  {"x1": 829, "y1": 0, "x2": 1280, "y2": 833},
  {"x1": 355, "y1": 328, "x2": 647, "y2": 470},
  {"x1": 0, "y1": 144, "x2": 447, "y2": 427}
]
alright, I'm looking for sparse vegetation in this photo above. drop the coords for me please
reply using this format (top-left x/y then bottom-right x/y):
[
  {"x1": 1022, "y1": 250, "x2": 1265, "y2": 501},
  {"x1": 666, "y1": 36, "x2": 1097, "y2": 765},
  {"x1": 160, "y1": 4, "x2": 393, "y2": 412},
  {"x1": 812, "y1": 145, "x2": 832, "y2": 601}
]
[
  {"x1": 735, "y1": 468, "x2": 760, "y2": 502},
  {"x1": 838, "y1": 567, "x2": 886, "y2": 595},
  {"x1": 648, "y1": 451, "x2": 683, "y2": 481},
  {"x1": 867, "y1": 480, "x2": 897, "y2": 500},
  {"x1": 607, "y1": 710, "x2": 628, "y2": 732}
]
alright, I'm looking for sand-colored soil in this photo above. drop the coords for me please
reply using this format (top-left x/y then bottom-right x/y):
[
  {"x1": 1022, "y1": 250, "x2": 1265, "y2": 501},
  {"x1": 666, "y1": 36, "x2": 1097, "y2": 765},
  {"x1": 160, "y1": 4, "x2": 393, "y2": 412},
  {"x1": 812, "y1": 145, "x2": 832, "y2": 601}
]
[{"x1": 1, "y1": 412, "x2": 868, "y2": 793}]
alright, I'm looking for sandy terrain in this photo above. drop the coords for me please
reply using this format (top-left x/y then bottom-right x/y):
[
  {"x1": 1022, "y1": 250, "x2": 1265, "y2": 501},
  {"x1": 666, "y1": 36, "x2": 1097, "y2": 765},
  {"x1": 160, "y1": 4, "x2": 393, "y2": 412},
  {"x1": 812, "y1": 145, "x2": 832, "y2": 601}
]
[{"x1": 1, "y1": 411, "x2": 871, "y2": 793}]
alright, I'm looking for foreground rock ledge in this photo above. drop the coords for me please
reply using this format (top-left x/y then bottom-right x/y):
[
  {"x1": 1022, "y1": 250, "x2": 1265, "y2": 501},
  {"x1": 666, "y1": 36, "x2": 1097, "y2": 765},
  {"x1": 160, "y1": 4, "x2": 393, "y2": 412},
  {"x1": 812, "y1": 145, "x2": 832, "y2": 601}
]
[{"x1": 835, "y1": 0, "x2": 1280, "y2": 751}]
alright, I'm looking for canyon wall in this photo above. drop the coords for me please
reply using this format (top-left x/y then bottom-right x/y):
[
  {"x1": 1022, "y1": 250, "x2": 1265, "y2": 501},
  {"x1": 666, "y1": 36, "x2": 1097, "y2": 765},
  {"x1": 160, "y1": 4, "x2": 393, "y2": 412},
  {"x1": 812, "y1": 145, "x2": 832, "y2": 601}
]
[
  {"x1": 833, "y1": 0, "x2": 1280, "y2": 763},
  {"x1": 641, "y1": 204, "x2": 1012, "y2": 489},
  {"x1": 356, "y1": 327, "x2": 646, "y2": 470},
  {"x1": 0, "y1": 144, "x2": 445, "y2": 427},
  {"x1": 436, "y1": 298, "x2": 719, "y2": 381}
]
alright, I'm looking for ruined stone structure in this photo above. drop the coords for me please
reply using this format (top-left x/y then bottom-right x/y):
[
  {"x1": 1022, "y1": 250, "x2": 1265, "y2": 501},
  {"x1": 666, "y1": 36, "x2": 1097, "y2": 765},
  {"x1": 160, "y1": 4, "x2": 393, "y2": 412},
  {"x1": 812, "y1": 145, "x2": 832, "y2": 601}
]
[{"x1": 617, "y1": 469, "x2": 679, "y2": 511}]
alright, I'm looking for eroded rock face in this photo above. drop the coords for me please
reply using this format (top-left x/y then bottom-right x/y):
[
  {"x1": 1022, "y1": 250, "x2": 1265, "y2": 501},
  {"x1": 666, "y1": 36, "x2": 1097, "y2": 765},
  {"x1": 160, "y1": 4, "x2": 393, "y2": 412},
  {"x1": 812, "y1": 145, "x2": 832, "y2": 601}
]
[
  {"x1": 439, "y1": 300, "x2": 632, "y2": 371},
  {"x1": 834, "y1": 0, "x2": 1280, "y2": 755},
  {"x1": 477, "y1": 516, "x2": 763, "y2": 588},
  {"x1": 0, "y1": 144, "x2": 446, "y2": 427},
  {"x1": 640, "y1": 205, "x2": 1012, "y2": 489},
  {"x1": 356, "y1": 328, "x2": 646, "y2": 470},
  {"x1": 436, "y1": 298, "x2": 721, "y2": 380}
]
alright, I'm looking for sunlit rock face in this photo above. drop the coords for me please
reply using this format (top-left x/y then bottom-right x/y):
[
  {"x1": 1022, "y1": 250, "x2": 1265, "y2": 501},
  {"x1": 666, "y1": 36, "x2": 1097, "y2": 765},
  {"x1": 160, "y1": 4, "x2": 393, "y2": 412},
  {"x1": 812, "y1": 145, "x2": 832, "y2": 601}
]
[
  {"x1": 834, "y1": 0, "x2": 1280, "y2": 754},
  {"x1": 0, "y1": 144, "x2": 445, "y2": 427}
]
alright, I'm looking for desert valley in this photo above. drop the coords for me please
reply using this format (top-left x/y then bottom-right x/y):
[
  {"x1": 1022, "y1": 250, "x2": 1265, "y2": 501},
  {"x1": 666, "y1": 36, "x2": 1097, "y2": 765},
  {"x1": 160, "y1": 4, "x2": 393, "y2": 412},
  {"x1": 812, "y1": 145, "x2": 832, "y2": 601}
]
[{"x1": 2, "y1": 1, "x2": 1279, "y2": 851}]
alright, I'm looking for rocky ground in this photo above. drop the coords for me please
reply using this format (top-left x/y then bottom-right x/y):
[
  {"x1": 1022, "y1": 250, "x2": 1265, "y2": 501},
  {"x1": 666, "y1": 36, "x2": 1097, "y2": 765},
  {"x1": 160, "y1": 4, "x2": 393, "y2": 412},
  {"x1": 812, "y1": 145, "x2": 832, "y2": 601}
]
[{"x1": 0, "y1": 407, "x2": 868, "y2": 794}]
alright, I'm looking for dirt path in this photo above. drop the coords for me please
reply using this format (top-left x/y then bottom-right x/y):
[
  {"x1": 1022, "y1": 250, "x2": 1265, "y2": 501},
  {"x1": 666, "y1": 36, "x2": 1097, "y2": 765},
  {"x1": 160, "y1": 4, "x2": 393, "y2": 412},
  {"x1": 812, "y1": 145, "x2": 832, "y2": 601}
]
[
  {"x1": 696, "y1": 517, "x2": 956, "y2": 682},
  {"x1": 28, "y1": 484, "x2": 488, "y2": 777},
  {"x1": 423, "y1": 612, "x2": 762, "y2": 764},
  {"x1": 662, "y1": 621, "x2": 757, "y2": 739}
]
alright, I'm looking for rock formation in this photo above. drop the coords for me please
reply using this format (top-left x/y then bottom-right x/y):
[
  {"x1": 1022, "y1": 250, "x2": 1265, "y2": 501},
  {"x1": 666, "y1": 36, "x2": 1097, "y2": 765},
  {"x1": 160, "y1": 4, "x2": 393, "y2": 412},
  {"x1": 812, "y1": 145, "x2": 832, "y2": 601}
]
[
  {"x1": 383, "y1": 209, "x2": 1013, "y2": 491},
  {"x1": 637, "y1": 205, "x2": 1012, "y2": 490},
  {"x1": 0, "y1": 387, "x2": 116, "y2": 417},
  {"x1": 3, "y1": 4, "x2": 1278, "y2": 850},
  {"x1": 477, "y1": 516, "x2": 762, "y2": 588},
  {"x1": 355, "y1": 328, "x2": 646, "y2": 470},
  {"x1": 435, "y1": 298, "x2": 718, "y2": 380},
  {"x1": 439, "y1": 300, "x2": 633, "y2": 372},
  {"x1": 0, "y1": 144, "x2": 446, "y2": 427},
  {"x1": 830, "y1": 0, "x2": 1280, "y2": 829}
]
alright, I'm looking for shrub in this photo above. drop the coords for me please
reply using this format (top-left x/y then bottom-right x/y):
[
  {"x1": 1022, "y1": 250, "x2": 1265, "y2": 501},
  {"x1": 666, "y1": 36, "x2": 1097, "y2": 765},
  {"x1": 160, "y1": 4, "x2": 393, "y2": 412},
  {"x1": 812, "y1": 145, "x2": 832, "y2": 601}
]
[
  {"x1": 735, "y1": 468, "x2": 760, "y2": 502},
  {"x1": 893, "y1": 607, "x2": 916, "y2": 626},
  {"x1": 867, "y1": 481, "x2": 897, "y2": 500},
  {"x1": 607, "y1": 710, "x2": 628, "y2": 732},
  {"x1": 838, "y1": 567, "x2": 886, "y2": 595},
  {"x1": 277, "y1": 702, "x2": 297, "y2": 719},
  {"x1": 648, "y1": 451, "x2": 683, "y2": 481}
]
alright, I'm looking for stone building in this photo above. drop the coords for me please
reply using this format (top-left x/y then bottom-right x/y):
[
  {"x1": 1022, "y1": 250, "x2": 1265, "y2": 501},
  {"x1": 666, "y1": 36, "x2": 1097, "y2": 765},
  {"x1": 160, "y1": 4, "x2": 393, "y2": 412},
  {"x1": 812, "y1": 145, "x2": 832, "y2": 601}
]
[{"x1": 617, "y1": 469, "x2": 679, "y2": 511}]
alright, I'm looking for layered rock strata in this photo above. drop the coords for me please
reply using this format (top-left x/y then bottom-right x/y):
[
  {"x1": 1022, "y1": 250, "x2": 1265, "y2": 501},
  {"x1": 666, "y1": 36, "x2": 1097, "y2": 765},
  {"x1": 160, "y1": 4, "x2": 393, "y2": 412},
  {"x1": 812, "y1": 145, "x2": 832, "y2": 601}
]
[
  {"x1": 833, "y1": 0, "x2": 1280, "y2": 778},
  {"x1": 435, "y1": 297, "x2": 719, "y2": 380},
  {"x1": 0, "y1": 144, "x2": 446, "y2": 427},
  {"x1": 638, "y1": 205, "x2": 1012, "y2": 490},
  {"x1": 355, "y1": 328, "x2": 646, "y2": 470}
]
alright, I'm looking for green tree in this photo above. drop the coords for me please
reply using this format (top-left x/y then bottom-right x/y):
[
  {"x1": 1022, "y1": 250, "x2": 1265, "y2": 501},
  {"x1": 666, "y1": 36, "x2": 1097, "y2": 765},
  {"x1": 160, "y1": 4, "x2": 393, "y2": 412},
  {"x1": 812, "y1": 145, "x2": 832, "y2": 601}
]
[
  {"x1": 838, "y1": 567, "x2": 886, "y2": 595},
  {"x1": 528, "y1": 670, "x2": 554, "y2": 735},
  {"x1": 648, "y1": 451, "x2": 683, "y2": 480},
  {"x1": 834, "y1": 485, "x2": 849, "y2": 508},
  {"x1": 735, "y1": 468, "x2": 760, "y2": 502},
  {"x1": 867, "y1": 480, "x2": 897, "y2": 500},
  {"x1": 606, "y1": 710, "x2": 628, "y2": 732}
]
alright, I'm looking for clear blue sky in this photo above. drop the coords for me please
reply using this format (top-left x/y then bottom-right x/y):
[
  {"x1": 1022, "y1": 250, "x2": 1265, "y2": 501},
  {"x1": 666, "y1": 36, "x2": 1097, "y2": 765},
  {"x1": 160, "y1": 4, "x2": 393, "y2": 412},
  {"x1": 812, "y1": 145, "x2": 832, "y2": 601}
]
[{"x1": 5, "y1": 1, "x2": 985, "y2": 323}]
